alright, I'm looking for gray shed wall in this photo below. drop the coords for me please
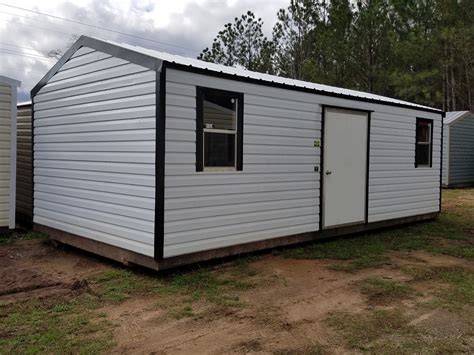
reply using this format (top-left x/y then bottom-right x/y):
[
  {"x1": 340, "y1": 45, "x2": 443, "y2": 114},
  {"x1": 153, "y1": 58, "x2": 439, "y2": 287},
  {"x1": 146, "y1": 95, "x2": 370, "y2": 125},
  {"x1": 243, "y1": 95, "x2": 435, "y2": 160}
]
[
  {"x1": 164, "y1": 68, "x2": 442, "y2": 258},
  {"x1": 447, "y1": 116, "x2": 474, "y2": 186},
  {"x1": 33, "y1": 47, "x2": 156, "y2": 256}
]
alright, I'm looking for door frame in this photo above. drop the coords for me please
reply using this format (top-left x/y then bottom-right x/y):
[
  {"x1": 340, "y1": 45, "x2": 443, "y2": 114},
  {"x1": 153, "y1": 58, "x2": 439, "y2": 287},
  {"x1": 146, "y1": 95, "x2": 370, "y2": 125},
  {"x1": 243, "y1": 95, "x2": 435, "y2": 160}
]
[{"x1": 319, "y1": 105, "x2": 372, "y2": 231}]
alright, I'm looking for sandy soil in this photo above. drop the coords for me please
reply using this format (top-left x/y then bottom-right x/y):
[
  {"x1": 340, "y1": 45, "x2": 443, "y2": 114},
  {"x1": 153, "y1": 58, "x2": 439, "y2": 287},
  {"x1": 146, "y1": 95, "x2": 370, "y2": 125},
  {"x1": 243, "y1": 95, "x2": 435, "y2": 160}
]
[{"x1": 1, "y1": 239, "x2": 473, "y2": 354}]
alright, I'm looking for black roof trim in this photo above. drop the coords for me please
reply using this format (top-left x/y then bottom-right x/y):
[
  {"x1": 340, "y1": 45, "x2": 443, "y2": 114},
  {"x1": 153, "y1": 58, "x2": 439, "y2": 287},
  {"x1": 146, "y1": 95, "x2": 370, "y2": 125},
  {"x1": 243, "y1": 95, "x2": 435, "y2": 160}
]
[
  {"x1": 165, "y1": 62, "x2": 443, "y2": 115},
  {"x1": 31, "y1": 35, "x2": 162, "y2": 97}
]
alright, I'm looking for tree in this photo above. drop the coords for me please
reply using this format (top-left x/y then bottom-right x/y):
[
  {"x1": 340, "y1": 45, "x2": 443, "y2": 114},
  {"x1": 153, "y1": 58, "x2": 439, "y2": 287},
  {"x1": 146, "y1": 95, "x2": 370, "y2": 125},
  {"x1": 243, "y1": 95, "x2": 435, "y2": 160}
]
[
  {"x1": 198, "y1": 11, "x2": 275, "y2": 73},
  {"x1": 48, "y1": 34, "x2": 80, "y2": 60},
  {"x1": 272, "y1": 0, "x2": 319, "y2": 80},
  {"x1": 349, "y1": 0, "x2": 393, "y2": 94},
  {"x1": 304, "y1": 0, "x2": 354, "y2": 87}
]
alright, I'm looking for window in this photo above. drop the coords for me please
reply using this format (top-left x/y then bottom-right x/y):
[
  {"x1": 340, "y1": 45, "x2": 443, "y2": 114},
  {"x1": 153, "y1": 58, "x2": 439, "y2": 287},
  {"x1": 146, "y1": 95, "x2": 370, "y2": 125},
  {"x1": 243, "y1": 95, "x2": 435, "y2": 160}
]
[
  {"x1": 196, "y1": 87, "x2": 243, "y2": 171},
  {"x1": 415, "y1": 118, "x2": 433, "y2": 167}
]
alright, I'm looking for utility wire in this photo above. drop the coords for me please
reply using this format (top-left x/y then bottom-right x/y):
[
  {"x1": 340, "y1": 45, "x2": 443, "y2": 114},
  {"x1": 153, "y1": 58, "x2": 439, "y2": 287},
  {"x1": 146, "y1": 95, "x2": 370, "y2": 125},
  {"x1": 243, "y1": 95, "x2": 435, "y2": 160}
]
[
  {"x1": 0, "y1": 3, "x2": 200, "y2": 54},
  {"x1": 0, "y1": 11, "x2": 193, "y2": 56},
  {"x1": 0, "y1": 42, "x2": 51, "y2": 57},
  {"x1": 0, "y1": 48, "x2": 54, "y2": 61}
]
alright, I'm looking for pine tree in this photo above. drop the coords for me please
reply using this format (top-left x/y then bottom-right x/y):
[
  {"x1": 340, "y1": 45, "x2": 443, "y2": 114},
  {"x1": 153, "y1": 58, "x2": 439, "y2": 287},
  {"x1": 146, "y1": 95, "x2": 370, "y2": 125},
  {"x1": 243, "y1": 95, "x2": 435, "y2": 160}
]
[{"x1": 198, "y1": 11, "x2": 275, "y2": 73}]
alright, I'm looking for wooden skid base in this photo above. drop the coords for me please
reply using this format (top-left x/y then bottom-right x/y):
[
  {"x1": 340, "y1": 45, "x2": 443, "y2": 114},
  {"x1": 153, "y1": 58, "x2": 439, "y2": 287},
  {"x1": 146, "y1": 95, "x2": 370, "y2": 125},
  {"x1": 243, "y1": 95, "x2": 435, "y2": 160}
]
[
  {"x1": 34, "y1": 212, "x2": 439, "y2": 271},
  {"x1": 443, "y1": 182, "x2": 474, "y2": 188}
]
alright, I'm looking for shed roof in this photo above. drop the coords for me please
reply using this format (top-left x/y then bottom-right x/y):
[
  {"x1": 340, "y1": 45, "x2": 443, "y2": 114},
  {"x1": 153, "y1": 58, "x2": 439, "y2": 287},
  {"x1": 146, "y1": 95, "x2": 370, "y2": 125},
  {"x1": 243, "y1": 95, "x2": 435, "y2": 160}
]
[
  {"x1": 105, "y1": 38, "x2": 441, "y2": 113},
  {"x1": 0, "y1": 75, "x2": 21, "y2": 87},
  {"x1": 32, "y1": 35, "x2": 442, "y2": 114},
  {"x1": 445, "y1": 111, "x2": 473, "y2": 125}
]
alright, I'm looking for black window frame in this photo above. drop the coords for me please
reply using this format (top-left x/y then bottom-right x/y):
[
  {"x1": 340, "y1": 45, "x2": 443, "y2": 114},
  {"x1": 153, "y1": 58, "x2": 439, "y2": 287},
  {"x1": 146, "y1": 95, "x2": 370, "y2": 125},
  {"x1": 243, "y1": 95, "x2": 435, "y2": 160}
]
[
  {"x1": 196, "y1": 86, "x2": 244, "y2": 172},
  {"x1": 415, "y1": 117, "x2": 434, "y2": 168}
]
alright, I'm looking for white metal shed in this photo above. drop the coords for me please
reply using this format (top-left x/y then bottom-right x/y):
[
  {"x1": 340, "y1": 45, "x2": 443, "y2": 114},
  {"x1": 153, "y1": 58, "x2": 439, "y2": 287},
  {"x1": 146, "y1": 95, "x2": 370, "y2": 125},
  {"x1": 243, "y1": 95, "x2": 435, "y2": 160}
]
[
  {"x1": 0, "y1": 76, "x2": 20, "y2": 229},
  {"x1": 31, "y1": 36, "x2": 444, "y2": 269},
  {"x1": 442, "y1": 111, "x2": 474, "y2": 187}
]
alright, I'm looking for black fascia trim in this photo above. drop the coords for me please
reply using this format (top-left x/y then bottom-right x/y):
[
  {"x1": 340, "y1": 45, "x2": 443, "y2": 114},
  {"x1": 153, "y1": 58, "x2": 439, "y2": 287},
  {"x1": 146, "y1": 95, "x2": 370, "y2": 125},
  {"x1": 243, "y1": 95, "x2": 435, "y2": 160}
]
[
  {"x1": 415, "y1": 117, "x2": 434, "y2": 168},
  {"x1": 439, "y1": 112, "x2": 445, "y2": 212},
  {"x1": 320, "y1": 105, "x2": 372, "y2": 229},
  {"x1": 165, "y1": 62, "x2": 442, "y2": 115},
  {"x1": 154, "y1": 62, "x2": 166, "y2": 260},
  {"x1": 195, "y1": 86, "x2": 244, "y2": 172},
  {"x1": 31, "y1": 35, "x2": 162, "y2": 97}
]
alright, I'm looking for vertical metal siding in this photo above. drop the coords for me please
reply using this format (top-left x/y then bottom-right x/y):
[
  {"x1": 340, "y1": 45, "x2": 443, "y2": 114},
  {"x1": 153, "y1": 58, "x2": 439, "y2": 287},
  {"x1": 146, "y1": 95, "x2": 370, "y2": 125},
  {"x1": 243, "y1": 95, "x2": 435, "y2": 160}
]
[
  {"x1": 16, "y1": 104, "x2": 32, "y2": 220},
  {"x1": 448, "y1": 117, "x2": 474, "y2": 185},
  {"x1": 0, "y1": 83, "x2": 12, "y2": 227},
  {"x1": 33, "y1": 47, "x2": 156, "y2": 256},
  {"x1": 164, "y1": 69, "x2": 321, "y2": 257}
]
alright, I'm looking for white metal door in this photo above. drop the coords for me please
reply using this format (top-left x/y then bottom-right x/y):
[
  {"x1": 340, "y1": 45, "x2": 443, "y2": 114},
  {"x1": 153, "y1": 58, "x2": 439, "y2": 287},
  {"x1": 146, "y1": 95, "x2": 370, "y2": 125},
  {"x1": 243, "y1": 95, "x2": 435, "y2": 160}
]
[{"x1": 323, "y1": 108, "x2": 368, "y2": 228}]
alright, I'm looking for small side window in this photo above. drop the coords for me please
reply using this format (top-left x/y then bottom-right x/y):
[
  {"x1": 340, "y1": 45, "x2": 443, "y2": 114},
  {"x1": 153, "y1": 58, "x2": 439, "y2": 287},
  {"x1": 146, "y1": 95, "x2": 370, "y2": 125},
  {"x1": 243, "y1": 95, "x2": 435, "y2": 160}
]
[
  {"x1": 196, "y1": 87, "x2": 243, "y2": 171},
  {"x1": 415, "y1": 118, "x2": 433, "y2": 167}
]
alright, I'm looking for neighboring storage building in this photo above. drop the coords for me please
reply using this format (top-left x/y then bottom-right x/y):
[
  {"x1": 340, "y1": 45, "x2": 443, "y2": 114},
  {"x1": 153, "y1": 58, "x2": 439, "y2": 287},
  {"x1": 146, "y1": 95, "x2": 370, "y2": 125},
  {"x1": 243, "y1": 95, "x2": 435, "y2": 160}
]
[
  {"x1": 31, "y1": 36, "x2": 443, "y2": 269},
  {"x1": 442, "y1": 111, "x2": 474, "y2": 187},
  {"x1": 0, "y1": 76, "x2": 20, "y2": 229},
  {"x1": 16, "y1": 101, "x2": 33, "y2": 225}
]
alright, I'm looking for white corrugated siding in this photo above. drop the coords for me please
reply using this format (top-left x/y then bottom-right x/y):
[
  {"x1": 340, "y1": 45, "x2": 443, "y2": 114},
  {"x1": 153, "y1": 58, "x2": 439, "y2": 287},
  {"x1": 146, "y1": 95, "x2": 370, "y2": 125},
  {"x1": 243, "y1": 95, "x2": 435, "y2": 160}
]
[
  {"x1": 33, "y1": 47, "x2": 156, "y2": 256},
  {"x1": 0, "y1": 83, "x2": 12, "y2": 227},
  {"x1": 164, "y1": 69, "x2": 321, "y2": 257},
  {"x1": 447, "y1": 116, "x2": 474, "y2": 185},
  {"x1": 164, "y1": 69, "x2": 442, "y2": 258},
  {"x1": 16, "y1": 104, "x2": 32, "y2": 218}
]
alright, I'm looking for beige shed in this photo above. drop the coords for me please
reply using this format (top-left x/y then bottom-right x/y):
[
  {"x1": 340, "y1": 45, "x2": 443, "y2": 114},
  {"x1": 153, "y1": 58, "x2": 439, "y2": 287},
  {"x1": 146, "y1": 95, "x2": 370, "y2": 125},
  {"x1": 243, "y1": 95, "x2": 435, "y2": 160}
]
[{"x1": 0, "y1": 76, "x2": 20, "y2": 229}]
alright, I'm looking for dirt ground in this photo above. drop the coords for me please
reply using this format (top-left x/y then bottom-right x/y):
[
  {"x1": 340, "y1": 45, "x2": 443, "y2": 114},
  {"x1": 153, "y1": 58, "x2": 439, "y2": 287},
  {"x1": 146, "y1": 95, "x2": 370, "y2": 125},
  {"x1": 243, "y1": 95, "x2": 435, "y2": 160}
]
[{"x1": 1, "y1": 189, "x2": 473, "y2": 354}]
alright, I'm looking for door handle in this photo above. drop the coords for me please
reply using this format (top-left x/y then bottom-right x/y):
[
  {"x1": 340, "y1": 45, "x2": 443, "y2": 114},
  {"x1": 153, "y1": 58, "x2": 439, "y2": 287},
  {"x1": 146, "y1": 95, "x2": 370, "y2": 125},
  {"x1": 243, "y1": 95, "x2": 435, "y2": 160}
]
[{"x1": 325, "y1": 170, "x2": 332, "y2": 175}]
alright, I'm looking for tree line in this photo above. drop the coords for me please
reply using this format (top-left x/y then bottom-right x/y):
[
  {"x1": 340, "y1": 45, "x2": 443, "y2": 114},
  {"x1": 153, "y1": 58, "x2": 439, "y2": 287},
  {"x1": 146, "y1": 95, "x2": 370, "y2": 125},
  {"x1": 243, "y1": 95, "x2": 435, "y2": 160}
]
[{"x1": 199, "y1": 0, "x2": 473, "y2": 112}]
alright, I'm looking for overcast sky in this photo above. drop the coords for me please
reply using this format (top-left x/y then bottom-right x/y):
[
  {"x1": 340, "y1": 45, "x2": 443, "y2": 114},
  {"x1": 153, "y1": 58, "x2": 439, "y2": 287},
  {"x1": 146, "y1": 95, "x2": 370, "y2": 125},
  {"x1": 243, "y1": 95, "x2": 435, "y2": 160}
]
[{"x1": 0, "y1": 0, "x2": 288, "y2": 101}]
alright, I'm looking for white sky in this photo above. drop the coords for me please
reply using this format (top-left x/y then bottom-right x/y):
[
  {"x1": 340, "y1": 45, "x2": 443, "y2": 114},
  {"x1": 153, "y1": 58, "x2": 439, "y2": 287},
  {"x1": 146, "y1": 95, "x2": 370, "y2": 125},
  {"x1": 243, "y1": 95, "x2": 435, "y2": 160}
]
[{"x1": 0, "y1": 0, "x2": 288, "y2": 100}]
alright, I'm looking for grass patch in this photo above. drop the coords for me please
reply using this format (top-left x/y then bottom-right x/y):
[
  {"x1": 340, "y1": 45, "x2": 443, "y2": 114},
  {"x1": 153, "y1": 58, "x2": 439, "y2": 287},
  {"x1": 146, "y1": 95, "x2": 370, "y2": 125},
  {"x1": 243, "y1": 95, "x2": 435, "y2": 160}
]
[
  {"x1": 278, "y1": 188, "x2": 474, "y2": 270},
  {"x1": 0, "y1": 230, "x2": 48, "y2": 245},
  {"x1": 401, "y1": 264, "x2": 474, "y2": 309},
  {"x1": 358, "y1": 277, "x2": 415, "y2": 303},
  {"x1": 326, "y1": 307, "x2": 472, "y2": 353},
  {"x1": 0, "y1": 259, "x2": 261, "y2": 353},
  {"x1": 437, "y1": 267, "x2": 474, "y2": 307},
  {"x1": 0, "y1": 296, "x2": 115, "y2": 354},
  {"x1": 326, "y1": 309, "x2": 411, "y2": 351}
]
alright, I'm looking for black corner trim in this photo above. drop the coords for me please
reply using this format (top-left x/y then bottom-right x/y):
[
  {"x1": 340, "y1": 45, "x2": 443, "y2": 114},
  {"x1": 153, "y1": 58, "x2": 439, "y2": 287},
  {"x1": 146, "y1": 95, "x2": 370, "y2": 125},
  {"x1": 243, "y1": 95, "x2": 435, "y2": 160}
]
[
  {"x1": 415, "y1": 117, "x2": 434, "y2": 168},
  {"x1": 366, "y1": 111, "x2": 372, "y2": 224},
  {"x1": 439, "y1": 112, "x2": 445, "y2": 212},
  {"x1": 31, "y1": 35, "x2": 162, "y2": 97},
  {"x1": 195, "y1": 86, "x2": 244, "y2": 172},
  {"x1": 166, "y1": 62, "x2": 442, "y2": 115},
  {"x1": 154, "y1": 63, "x2": 166, "y2": 260}
]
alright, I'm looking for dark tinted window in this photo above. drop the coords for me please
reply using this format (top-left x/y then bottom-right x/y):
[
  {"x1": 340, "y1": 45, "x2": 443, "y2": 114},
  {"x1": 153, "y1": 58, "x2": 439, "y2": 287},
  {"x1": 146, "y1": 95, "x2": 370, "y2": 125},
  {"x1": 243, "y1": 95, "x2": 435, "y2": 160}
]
[{"x1": 415, "y1": 119, "x2": 432, "y2": 167}]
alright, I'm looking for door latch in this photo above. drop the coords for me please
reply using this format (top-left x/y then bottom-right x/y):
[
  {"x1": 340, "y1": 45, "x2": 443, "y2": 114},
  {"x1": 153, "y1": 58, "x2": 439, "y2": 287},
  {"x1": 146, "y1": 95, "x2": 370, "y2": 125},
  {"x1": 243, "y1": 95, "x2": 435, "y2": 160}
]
[{"x1": 325, "y1": 170, "x2": 332, "y2": 175}]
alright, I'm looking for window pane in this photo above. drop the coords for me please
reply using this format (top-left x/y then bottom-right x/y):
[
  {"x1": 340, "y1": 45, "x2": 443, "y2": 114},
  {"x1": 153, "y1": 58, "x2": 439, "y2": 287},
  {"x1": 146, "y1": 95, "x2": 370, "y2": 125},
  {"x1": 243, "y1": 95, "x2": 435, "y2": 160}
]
[
  {"x1": 203, "y1": 92, "x2": 237, "y2": 130},
  {"x1": 416, "y1": 122, "x2": 430, "y2": 143},
  {"x1": 204, "y1": 132, "x2": 235, "y2": 167},
  {"x1": 416, "y1": 144, "x2": 430, "y2": 166}
]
